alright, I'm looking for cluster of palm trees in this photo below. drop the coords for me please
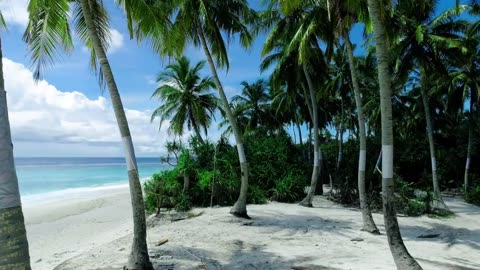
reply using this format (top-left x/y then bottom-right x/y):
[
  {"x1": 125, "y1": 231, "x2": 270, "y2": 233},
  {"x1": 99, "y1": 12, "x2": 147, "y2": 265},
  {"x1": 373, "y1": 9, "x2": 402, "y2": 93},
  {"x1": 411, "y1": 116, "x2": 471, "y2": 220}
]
[{"x1": 0, "y1": 0, "x2": 479, "y2": 269}]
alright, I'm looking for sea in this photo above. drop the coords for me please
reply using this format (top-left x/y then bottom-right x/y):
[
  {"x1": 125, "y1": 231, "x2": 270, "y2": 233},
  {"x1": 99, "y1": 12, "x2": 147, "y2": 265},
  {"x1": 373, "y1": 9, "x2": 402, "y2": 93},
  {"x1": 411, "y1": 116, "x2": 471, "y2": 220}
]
[{"x1": 15, "y1": 157, "x2": 167, "y2": 201}]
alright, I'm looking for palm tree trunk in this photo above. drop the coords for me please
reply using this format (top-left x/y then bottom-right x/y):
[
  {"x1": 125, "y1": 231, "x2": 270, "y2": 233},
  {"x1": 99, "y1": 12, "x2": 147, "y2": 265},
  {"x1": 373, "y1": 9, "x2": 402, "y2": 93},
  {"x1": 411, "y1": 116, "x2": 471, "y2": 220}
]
[
  {"x1": 367, "y1": 0, "x2": 423, "y2": 269},
  {"x1": 79, "y1": 1, "x2": 152, "y2": 268},
  {"x1": 196, "y1": 19, "x2": 249, "y2": 218},
  {"x1": 464, "y1": 101, "x2": 474, "y2": 195},
  {"x1": 345, "y1": 34, "x2": 379, "y2": 234},
  {"x1": 183, "y1": 170, "x2": 190, "y2": 193},
  {"x1": 420, "y1": 84, "x2": 448, "y2": 211},
  {"x1": 300, "y1": 64, "x2": 320, "y2": 207},
  {"x1": 292, "y1": 122, "x2": 297, "y2": 144},
  {"x1": 315, "y1": 148, "x2": 324, "y2": 195},
  {"x1": 336, "y1": 98, "x2": 344, "y2": 172},
  {"x1": 308, "y1": 124, "x2": 312, "y2": 164},
  {"x1": 0, "y1": 36, "x2": 31, "y2": 270},
  {"x1": 297, "y1": 123, "x2": 303, "y2": 146},
  {"x1": 194, "y1": 126, "x2": 205, "y2": 144}
]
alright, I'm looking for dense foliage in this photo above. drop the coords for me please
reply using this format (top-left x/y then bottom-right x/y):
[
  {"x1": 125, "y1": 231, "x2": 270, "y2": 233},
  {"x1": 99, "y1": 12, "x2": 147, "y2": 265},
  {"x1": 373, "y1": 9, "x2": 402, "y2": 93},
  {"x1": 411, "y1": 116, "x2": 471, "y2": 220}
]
[
  {"x1": 134, "y1": 0, "x2": 480, "y2": 224},
  {"x1": 144, "y1": 131, "x2": 309, "y2": 213}
]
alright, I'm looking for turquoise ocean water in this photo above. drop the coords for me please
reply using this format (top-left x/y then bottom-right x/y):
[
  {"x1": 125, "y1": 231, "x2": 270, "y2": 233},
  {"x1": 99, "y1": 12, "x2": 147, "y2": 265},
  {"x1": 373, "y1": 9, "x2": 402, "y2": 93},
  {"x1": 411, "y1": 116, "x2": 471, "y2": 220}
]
[{"x1": 15, "y1": 157, "x2": 167, "y2": 198}]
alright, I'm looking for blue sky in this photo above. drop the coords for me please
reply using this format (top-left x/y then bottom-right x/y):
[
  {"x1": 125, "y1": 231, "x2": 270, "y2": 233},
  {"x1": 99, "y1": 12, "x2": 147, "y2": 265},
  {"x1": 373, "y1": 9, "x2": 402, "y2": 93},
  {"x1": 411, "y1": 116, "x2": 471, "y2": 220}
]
[{"x1": 0, "y1": 0, "x2": 466, "y2": 157}]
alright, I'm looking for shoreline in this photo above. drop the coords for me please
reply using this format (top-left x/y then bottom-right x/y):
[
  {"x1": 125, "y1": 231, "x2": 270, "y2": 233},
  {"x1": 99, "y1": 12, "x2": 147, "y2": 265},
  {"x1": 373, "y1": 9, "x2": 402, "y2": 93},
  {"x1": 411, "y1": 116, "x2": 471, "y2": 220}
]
[{"x1": 21, "y1": 177, "x2": 152, "y2": 206}]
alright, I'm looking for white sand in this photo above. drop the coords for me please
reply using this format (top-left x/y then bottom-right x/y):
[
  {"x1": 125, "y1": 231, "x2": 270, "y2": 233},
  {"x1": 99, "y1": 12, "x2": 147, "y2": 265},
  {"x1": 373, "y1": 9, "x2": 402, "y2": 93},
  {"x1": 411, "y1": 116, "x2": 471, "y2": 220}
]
[{"x1": 24, "y1": 185, "x2": 480, "y2": 270}]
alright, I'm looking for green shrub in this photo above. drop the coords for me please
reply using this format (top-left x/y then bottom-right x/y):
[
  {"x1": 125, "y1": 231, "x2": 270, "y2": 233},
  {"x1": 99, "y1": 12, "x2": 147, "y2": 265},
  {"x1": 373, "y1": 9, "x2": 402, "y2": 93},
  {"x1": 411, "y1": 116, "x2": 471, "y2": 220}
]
[
  {"x1": 393, "y1": 179, "x2": 429, "y2": 216},
  {"x1": 143, "y1": 170, "x2": 183, "y2": 213},
  {"x1": 466, "y1": 185, "x2": 480, "y2": 205},
  {"x1": 144, "y1": 173, "x2": 163, "y2": 213},
  {"x1": 404, "y1": 199, "x2": 427, "y2": 217},
  {"x1": 175, "y1": 192, "x2": 192, "y2": 212},
  {"x1": 144, "y1": 131, "x2": 310, "y2": 211},
  {"x1": 248, "y1": 185, "x2": 268, "y2": 204},
  {"x1": 271, "y1": 172, "x2": 306, "y2": 202}
]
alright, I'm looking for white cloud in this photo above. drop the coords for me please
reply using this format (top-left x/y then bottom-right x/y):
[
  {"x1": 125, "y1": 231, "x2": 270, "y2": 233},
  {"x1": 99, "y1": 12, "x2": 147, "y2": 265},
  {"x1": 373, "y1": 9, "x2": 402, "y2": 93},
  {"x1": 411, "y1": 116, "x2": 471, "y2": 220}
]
[
  {"x1": 108, "y1": 28, "x2": 124, "y2": 54},
  {"x1": 3, "y1": 58, "x2": 181, "y2": 157},
  {"x1": 0, "y1": 0, "x2": 29, "y2": 27}
]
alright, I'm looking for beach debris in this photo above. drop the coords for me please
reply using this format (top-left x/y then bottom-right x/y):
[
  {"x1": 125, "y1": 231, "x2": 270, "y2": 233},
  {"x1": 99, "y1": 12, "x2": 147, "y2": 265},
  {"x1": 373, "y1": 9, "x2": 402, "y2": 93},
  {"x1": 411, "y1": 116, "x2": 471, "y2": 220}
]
[
  {"x1": 118, "y1": 247, "x2": 125, "y2": 251},
  {"x1": 351, "y1": 237, "x2": 364, "y2": 242},
  {"x1": 188, "y1": 211, "x2": 205, "y2": 219},
  {"x1": 35, "y1": 259, "x2": 42, "y2": 263},
  {"x1": 155, "y1": 239, "x2": 169, "y2": 246},
  {"x1": 170, "y1": 213, "x2": 189, "y2": 222},
  {"x1": 417, "y1": 233, "x2": 441, "y2": 238},
  {"x1": 159, "y1": 255, "x2": 173, "y2": 260},
  {"x1": 170, "y1": 211, "x2": 204, "y2": 222},
  {"x1": 292, "y1": 266, "x2": 314, "y2": 270},
  {"x1": 157, "y1": 263, "x2": 174, "y2": 270},
  {"x1": 241, "y1": 220, "x2": 254, "y2": 226}
]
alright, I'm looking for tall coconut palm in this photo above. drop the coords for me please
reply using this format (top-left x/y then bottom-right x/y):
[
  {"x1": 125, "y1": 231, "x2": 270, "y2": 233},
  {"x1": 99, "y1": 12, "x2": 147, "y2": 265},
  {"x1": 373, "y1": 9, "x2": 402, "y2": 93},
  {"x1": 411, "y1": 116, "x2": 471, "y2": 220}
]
[
  {"x1": 392, "y1": 1, "x2": 469, "y2": 211},
  {"x1": 154, "y1": 0, "x2": 254, "y2": 218},
  {"x1": 24, "y1": 1, "x2": 153, "y2": 268},
  {"x1": 328, "y1": 0, "x2": 380, "y2": 233},
  {"x1": 151, "y1": 56, "x2": 218, "y2": 144},
  {"x1": 446, "y1": 13, "x2": 480, "y2": 194},
  {"x1": 262, "y1": 1, "x2": 332, "y2": 207},
  {"x1": 366, "y1": 0, "x2": 423, "y2": 269},
  {"x1": 232, "y1": 79, "x2": 271, "y2": 132},
  {"x1": 124, "y1": 0, "x2": 255, "y2": 218},
  {"x1": 0, "y1": 12, "x2": 31, "y2": 269}
]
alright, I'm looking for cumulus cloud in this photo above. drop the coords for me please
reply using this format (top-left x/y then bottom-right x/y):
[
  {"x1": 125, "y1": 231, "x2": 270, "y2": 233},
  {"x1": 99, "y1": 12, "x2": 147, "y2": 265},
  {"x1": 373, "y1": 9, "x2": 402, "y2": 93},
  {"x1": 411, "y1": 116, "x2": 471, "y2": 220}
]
[
  {"x1": 3, "y1": 58, "x2": 181, "y2": 157},
  {"x1": 108, "y1": 28, "x2": 124, "y2": 53},
  {"x1": 0, "y1": 0, "x2": 29, "y2": 27}
]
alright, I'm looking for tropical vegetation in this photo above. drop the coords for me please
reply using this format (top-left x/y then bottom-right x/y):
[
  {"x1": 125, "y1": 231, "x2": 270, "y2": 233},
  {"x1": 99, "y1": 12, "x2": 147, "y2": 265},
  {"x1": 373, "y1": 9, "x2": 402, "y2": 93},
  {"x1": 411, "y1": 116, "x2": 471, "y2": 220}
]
[{"x1": 0, "y1": 0, "x2": 479, "y2": 270}]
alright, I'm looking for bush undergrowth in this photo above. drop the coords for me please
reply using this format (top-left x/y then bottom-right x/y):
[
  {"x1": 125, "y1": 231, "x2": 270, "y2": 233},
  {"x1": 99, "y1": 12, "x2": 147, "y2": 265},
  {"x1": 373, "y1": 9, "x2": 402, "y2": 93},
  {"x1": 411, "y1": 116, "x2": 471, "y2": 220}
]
[{"x1": 144, "y1": 130, "x2": 309, "y2": 213}]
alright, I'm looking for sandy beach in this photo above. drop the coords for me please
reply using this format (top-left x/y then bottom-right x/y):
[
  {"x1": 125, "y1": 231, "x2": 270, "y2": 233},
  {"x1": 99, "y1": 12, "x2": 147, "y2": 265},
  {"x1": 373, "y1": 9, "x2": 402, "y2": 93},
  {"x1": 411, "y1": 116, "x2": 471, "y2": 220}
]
[{"x1": 23, "y1": 185, "x2": 480, "y2": 270}]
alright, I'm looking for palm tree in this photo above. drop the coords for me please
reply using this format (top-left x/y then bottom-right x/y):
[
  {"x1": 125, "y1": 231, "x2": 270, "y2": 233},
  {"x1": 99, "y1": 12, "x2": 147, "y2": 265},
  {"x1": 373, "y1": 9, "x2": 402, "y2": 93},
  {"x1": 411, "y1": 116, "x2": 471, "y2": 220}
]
[
  {"x1": 446, "y1": 12, "x2": 480, "y2": 194},
  {"x1": 0, "y1": 12, "x2": 31, "y2": 269},
  {"x1": 151, "y1": 56, "x2": 218, "y2": 144},
  {"x1": 392, "y1": 1, "x2": 469, "y2": 211},
  {"x1": 24, "y1": 1, "x2": 153, "y2": 268},
  {"x1": 262, "y1": 1, "x2": 332, "y2": 207},
  {"x1": 125, "y1": 0, "x2": 255, "y2": 218},
  {"x1": 232, "y1": 79, "x2": 271, "y2": 132},
  {"x1": 327, "y1": 0, "x2": 380, "y2": 233},
  {"x1": 218, "y1": 103, "x2": 249, "y2": 136},
  {"x1": 366, "y1": 0, "x2": 423, "y2": 269}
]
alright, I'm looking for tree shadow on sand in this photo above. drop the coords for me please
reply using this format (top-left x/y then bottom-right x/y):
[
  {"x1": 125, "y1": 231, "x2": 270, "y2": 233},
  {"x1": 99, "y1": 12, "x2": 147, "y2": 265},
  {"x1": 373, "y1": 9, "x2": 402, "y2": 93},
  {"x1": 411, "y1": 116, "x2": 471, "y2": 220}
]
[
  {"x1": 400, "y1": 222, "x2": 480, "y2": 251},
  {"x1": 218, "y1": 209, "x2": 357, "y2": 239},
  {"x1": 417, "y1": 258, "x2": 480, "y2": 270},
  {"x1": 150, "y1": 242, "x2": 343, "y2": 270}
]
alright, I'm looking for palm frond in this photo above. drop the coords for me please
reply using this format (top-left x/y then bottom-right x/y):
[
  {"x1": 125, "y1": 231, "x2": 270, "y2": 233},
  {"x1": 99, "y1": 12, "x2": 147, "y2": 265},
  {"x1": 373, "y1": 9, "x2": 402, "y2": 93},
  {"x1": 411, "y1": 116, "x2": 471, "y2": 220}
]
[
  {"x1": 72, "y1": 0, "x2": 111, "y2": 88},
  {"x1": 23, "y1": 0, "x2": 73, "y2": 80}
]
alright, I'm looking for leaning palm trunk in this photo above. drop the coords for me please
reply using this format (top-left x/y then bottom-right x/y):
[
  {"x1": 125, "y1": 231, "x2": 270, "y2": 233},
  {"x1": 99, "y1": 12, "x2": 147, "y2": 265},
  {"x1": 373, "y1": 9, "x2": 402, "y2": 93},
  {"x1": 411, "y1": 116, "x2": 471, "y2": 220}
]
[
  {"x1": 420, "y1": 85, "x2": 448, "y2": 211},
  {"x1": 0, "y1": 36, "x2": 32, "y2": 270},
  {"x1": 336, "y1": 98, "x2": 344, "y2": 172},
  {"x1": 196, "y1": 20, "x2": 249, "y2": 218},
  {"x1": 297, "y1": 123, "x2": 303, "y2": 146},
  {"x1": 345, "y1": 34, "x2": 379, "y2": 234},
  {"x1": 464, "y1": 103, "x2": 474, "y2": 196},
  {"x1": 367, "y1": 0, "x2": 423, "y2": 269},
  {"x1": 464, "y1": 128, "x2": 472, "y2": 195},
  {"x1": 193, "y1": 126, "x2": 205, "y2": 144},
  {"x1": 300, "y1": 64, "x2": 320, "y2": 207},
  {"x1": 79, "y1": 1, "x2": 152, "y2": 268}
]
